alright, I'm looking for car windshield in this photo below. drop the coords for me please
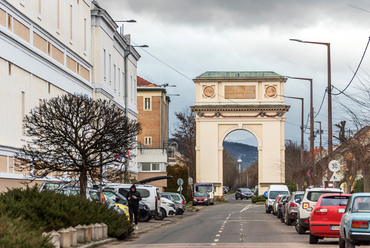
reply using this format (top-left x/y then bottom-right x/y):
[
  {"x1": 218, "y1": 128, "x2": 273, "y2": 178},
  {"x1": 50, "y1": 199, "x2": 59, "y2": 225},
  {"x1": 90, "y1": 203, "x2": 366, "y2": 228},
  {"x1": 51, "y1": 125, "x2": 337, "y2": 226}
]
[
  {"x1": 170, "y1": 194, "x2": 181, "y2": 201},
  {"x1": 294, "y1": 194, "x2": 304, "y2": 202},
  {"x1": 196, "y1": 186, "x2": 213, "y2": 192},
  {"x1": 352, "y1": 196, "x2": 370, "y2": 213},
  {"x1": 241, "y1": 188, "x2": 251, "y2": 192},
  {"x1": 194, "y1": 192, "x2": 207, "y2": 197},
  {"x1": 270, "y1": 191, "x2": 289, "y2": 199},
  {"x1": 320, "y1": 196, "x2": 349, "y2": 206},
  {"x1": 307, "y1": 191, "x2": 339, "y2": 202}
]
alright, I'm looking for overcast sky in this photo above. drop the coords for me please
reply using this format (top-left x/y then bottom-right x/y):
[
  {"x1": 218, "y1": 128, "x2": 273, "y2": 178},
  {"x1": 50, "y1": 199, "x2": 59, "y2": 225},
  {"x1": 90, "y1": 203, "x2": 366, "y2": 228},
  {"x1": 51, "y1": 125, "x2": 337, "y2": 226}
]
[{"x1": 101, "y1": 0, "x2": 370, "y2": 149}]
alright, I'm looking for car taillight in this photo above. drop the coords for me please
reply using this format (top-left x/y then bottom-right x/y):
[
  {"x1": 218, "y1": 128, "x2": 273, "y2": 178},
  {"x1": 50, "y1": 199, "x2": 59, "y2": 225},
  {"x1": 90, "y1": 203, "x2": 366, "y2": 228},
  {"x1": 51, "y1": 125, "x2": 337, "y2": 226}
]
[
  {"x1": 302, "y1": 202, "x2": 309, "y2": 209},
  {"x1": 101, "y1": 194, "x2": 105, "y2": 202},
  {"x1": 352, "y1": 220, "x2": 369, "y2": 229},
  {"x1": 314, "y1": 208, "x2": 328, "y2": 215},
  {"x1": 181, "y1": 201, "x2": 184, "y2": 205},
  {"x1": 289, "y1": 202, "x2": 297, "y2": 207},
  {"x1": 279, "y1": 204, "x2": 282, "y2": 207}
]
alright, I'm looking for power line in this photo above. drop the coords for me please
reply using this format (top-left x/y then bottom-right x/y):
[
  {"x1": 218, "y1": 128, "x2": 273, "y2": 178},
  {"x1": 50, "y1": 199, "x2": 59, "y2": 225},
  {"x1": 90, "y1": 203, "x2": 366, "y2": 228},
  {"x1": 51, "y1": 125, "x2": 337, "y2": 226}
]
[
  {"x1": 131, "y1": 40, "x2": 193, "y2": 81},
  {"x1": 314, "y1": 88, "x2": 328, "y2": 118},
  {"x1": 332, "y1": 37, "x2": 370, "y2": 95}
]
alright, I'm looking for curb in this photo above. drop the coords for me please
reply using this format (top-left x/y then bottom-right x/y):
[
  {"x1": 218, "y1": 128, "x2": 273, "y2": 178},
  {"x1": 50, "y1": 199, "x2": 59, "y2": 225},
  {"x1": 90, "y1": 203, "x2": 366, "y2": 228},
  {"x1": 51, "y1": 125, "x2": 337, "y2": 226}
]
[{"x1": 77, "y1": 238, "x2": 117, "y2": 248}]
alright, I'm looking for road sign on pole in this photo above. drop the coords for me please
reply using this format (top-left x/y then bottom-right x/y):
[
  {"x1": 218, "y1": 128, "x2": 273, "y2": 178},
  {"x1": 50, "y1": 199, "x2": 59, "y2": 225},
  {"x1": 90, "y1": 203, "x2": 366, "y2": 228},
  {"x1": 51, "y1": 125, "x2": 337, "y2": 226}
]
[
  {"x1": 177, "y1": 186, "x2": 183, "y2": 192},
  {"x1": 177, "y1": 178, "x2": 184, "y2": 186},
  {"x1": 188, "y1": 177, "x2": 193, "y2": 185},
  {"x1": 330, "y1": 172, "x2": 340, "y2": 182},
  {"x1": 329, "y1": 160, "x2": 340, "y2": 172}
]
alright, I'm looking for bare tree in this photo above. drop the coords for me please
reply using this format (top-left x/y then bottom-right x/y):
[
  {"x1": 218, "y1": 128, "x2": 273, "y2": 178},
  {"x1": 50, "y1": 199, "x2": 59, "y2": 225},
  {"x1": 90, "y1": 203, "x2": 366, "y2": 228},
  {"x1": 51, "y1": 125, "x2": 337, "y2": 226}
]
[
  {"x1": 172, "y1": 108, "x2": 196, "y2": 180},
  {"x1": 16, "y1": 94, "x2": 140, "y2": 196},
  {"x1": 285, "y1": 141, "x2": 310, "y2": 189},
  {"x1": 223, "y1": 150, "x2": 238, "y2": 190}
]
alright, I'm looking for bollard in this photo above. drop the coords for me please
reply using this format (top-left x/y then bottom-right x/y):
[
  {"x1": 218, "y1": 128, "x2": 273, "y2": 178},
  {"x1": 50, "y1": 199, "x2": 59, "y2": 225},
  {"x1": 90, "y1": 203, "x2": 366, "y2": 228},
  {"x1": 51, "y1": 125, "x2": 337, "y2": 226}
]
[
  {"x1": 74, "y1": 225, "x2": 85, "y2": 243},
  {"x1": 88, "y1": 224, "x2": 96, "y2": 241},
  {"x1": 66, "y1": 227, "x2": 77, "y2": 246},
  {"x1": 58, "y1": 228, "x2": 71, "y2": 248},
  {"x1": 100, "y1": 223, "x2": 108, "y2": 238},
  {"x1": 43, "y1": 231, "x2": 60, "y2": 248},
  {"x1": 83, "y1": 225, "x2": 91, "y2": 242}
]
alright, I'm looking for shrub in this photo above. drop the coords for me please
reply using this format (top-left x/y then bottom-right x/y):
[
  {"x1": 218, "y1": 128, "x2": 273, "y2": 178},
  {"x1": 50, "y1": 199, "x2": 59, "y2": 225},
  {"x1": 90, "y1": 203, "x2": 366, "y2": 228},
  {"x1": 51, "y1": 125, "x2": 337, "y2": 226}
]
[
  {"x1": 251, "y1": 195, "x2": 266, "y2": 203},
  {"x1": 354, "y1": 178, "x2": 364, "y2": 193},
  {"x1": 285, "y1": 182, "x2": 297, "y2": 193},
  {"x1": 0, "y1": 215, "x2": 53, "y2": 248},
  {"x1": 0, "y1": 186, "x2": 133, "y2": 240}
]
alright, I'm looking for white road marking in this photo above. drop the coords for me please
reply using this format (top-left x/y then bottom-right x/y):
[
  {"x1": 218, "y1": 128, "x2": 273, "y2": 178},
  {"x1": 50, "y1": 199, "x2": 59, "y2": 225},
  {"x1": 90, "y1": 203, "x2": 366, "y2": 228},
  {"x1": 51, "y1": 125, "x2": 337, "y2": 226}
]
[
  {"x1": 214, "y1": 239, "x2": 219, "y2": 242},
  {"x1": 216, "y1": 234, "x2": 220, "y2": 237}
]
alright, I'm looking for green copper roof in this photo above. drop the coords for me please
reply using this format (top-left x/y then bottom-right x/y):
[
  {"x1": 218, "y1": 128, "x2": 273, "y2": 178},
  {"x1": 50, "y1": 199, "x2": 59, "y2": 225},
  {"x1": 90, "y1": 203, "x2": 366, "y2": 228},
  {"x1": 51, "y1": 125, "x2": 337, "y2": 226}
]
[{"x1": 197, "y1": 71, "x2": 283, "y2": 78}]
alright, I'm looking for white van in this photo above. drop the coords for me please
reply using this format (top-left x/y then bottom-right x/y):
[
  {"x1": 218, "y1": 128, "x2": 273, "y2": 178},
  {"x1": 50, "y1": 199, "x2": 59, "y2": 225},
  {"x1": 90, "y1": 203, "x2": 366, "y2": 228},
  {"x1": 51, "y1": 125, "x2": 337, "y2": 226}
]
[
  {"x1": 265, "y1": 185, "x2": 290, "y2": 213},
  {"x1": 104, "y1": 183, "x2": 160, "y2": 218}
]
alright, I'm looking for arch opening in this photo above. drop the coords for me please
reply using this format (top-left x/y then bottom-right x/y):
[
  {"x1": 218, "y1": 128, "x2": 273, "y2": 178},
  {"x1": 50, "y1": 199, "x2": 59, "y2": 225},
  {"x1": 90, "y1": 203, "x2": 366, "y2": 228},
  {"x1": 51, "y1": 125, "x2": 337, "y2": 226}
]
[{"x1": 222, "y1": 130, "x2": 259, "y2": 193}]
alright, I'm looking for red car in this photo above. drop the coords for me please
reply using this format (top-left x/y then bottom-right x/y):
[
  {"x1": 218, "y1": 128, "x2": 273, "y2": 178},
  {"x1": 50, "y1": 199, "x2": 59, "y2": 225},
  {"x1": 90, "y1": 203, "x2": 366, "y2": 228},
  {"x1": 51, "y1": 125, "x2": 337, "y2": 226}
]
[
  {"x1": 193, "y1": 192, "x2": 210, "y2": 206},
  {"x1": 309, "y1": 193, "x2": 351, "y2": 244}
]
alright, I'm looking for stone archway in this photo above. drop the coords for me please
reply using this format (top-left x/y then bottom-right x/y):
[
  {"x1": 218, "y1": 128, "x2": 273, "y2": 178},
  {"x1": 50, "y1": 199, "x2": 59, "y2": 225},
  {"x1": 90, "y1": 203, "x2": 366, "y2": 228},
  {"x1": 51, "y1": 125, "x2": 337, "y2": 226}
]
[{"x1": 191, "y1": 71, "x2": 290, "y2": 199}]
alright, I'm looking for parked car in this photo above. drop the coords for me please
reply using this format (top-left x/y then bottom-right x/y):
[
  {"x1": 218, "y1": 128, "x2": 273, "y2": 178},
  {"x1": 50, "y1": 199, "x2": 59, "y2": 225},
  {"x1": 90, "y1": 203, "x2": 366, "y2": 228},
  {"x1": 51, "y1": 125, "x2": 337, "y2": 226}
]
[
  {"x1": 272, "y1": 194, "x2": 289, "y2": 216},
  {"x1": 223, "y1": 186, "x2": 230, "y2": 194},
  {"x1": 340, "y1": 193, "x2": 370, "y2": 248},
  {"x1": 295, "y1": 187, "x2": 343, "y2": 234},
  {"x1": 157, "y1": 197, "x2": 176, "y2": 220},
  {"x1": 277, "y1": 195, "x2": 289, "y2": 219},
  {"x1": 309, "y1": 193, "x2": 350, "y2": 244},
  {"x1": 104, "y1": 183, "x2": 161, "y2": 218},
  {"x1": 283, "y1": 191, "x2": 304, "y2": 225},
  {"x1": 265, "y1": 185, "x2": 290, "y2": 213},
  {"x1": 235, "y1": 188, "x2": 254, "y2": 200},
  {"x1": 101, "y1": 190, "x2": 151, "y2": 222},
  {"x1": 160, "y1": 193, "x2": 185, "y2": 215},
  {"x1": 193, "y1": 192, "x2": 210, "y2": 206}
]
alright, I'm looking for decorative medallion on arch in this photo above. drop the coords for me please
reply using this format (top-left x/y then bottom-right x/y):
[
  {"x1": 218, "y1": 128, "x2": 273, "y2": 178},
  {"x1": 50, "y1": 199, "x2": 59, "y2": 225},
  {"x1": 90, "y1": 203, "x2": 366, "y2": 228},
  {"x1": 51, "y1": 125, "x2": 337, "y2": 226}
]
[{"x1": 191, "y1": 71, "x2": 290, "y2": 199}]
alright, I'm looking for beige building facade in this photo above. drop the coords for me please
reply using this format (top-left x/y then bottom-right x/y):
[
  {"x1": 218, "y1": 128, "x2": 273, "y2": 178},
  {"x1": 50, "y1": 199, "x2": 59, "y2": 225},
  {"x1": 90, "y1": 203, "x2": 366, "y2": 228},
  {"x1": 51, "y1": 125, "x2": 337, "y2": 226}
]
[
  {"x1": 192, "y1": 71, "x2": 290, "y2": 198},
  {"x1": 0, "y1": 0, "x2": 140, "y2": 191}
]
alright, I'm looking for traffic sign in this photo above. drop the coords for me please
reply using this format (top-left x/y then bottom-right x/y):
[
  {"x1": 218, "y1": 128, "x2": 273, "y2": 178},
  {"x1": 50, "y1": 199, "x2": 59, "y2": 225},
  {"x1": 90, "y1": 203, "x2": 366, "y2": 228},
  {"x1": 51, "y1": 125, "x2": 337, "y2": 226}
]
[
  {"x1": 329, "y1": 160, "x2": 340, "y2": 172},
  {"x1": 188, "y1": 177, "x2": 193, "y2": 185},
  {"x1": 177, "y1": 186, "x2": 183, "y2": 192},
  {"x1": 330, "y1": 172, "x2": 340, "y2": 182},
  {"x1": 177, "y1": 178, "x2": 184, "y2": 186}
]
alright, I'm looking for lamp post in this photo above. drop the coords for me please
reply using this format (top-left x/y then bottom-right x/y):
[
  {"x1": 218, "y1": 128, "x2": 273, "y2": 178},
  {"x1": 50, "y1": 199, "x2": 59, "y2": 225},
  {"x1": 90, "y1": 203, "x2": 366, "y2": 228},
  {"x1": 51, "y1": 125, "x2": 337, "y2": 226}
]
[
  {"x1": 315, "y1": 121, "x2": 323, "y2": 160},
  {"x1": 237, "y1": 158, "x2": 242, "y2": 186},
  {"x1": 286, "y1": 77, "x2": 314, "y2": 170},
  {"x1": 281, "y1": 95, "x2": 304, "y2": 169},
  {"x1": 115, "y1": 20, "x2": 136, "y2": 36},
  {"x1": 289, "y1": 39, "x2": 332, "y2": 161}
]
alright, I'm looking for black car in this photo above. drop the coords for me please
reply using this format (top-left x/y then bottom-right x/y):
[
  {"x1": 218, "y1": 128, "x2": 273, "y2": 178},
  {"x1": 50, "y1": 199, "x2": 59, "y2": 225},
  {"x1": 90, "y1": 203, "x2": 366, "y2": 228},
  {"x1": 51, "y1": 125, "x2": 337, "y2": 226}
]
[
  {"x1": 101, "y1": 190, "x2": 152, "y2": 222},
  {"x1": 235, "y1": 188, "x2": 254, "y2": 200}
]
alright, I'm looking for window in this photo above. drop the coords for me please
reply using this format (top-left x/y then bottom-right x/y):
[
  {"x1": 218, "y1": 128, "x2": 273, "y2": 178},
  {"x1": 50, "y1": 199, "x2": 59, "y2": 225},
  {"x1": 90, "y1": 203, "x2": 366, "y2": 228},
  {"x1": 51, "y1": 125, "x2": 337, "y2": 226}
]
[
  {"x1": 103, "y1": 49, "x2": 106, "y2": 80},
  {"x1": 56, "y1": 0, "x2": 60, "y2": 30},
  {"x1": 113, "y1": 64, "x2": 116, "y2": 92},
  {"x1": 38, "y1": 0, "x2": 42, "y2": 16},
  {"x1": 48, "y1": 83, "x2": 51, "y2": 94},
  {"x1": 69, "y1": 5, "x2": 73, "y2": 41},
  {"x1": 21, "y1": 91, "x2": 25, "y2": 135},
  {"x1": 8, "y1": 14, "x2": 12, "y2": 30},
  {"x1": 130, "y1": 75, "x2": 133, "y2": 102},
  {"x1": 141, "y1": 163, "x2": 160, "y2": 172},
  {"x1": 144, "y1": 98, "x2": 151, "y2": 110},
  {"x1": 83, "y1": 18, "x2": 87, "y2": 51},
  {"x1": 8, "y1": 62, "x2": 12, "y2": 75},
  {"x1": 134, "y1": 79, "x2": 137, "y2": 105},
  {"x1": 122, "y1": 72, "x2": 125, "y2": 99},
  {"x1": 144, "y1": 136, "x2": 152, "y2": 146},
  {"x1": 47, "y1": 42, "x2": 51, "y2": 55},
  {"x1": 118, "y1": 68, "x2": 120, "y2": 95},
  {"x1": 109, "y1": 54, "x2": 111, "y2": 84}
]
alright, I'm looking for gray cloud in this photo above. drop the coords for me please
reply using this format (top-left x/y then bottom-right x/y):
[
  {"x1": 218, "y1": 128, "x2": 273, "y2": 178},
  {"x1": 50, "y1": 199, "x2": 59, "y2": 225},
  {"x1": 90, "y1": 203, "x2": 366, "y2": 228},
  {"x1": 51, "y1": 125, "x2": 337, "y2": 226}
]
[{"x1": 102, "y1": 0, "x2": 370, "y2": 30}]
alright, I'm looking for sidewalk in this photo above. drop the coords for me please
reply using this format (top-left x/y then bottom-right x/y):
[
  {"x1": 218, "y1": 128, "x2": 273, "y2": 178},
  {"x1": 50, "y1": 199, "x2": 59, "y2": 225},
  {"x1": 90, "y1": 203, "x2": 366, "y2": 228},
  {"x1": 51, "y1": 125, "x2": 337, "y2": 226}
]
[{"x1": 99, "y1": 207, "x2": 204, "y2": 247}]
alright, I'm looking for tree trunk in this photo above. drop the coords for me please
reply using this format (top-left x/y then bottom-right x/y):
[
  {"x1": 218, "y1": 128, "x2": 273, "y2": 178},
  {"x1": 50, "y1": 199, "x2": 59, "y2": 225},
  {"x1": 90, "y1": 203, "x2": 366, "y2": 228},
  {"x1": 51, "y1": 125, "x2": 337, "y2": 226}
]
[
  {"x1": 80, "y1": 166, "x2": 87, "y2": 197},
  {"x1": 363, "y1": 166, "x2": 370, "y2": 192}
]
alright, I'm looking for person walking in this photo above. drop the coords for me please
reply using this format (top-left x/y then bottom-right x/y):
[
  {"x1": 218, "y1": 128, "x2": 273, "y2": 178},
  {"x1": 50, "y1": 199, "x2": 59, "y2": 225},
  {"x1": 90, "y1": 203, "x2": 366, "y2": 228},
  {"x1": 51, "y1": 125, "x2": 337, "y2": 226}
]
[{"x1": 126, "y1": 184, "x2": 141, "y2": 230}]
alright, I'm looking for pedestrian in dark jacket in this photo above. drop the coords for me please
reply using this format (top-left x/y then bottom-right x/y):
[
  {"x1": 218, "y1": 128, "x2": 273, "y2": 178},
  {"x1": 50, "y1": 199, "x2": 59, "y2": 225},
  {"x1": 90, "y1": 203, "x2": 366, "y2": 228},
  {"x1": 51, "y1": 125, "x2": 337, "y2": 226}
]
[{"x1": 126, "y1": 184, "x2": 141, "y2": 229}]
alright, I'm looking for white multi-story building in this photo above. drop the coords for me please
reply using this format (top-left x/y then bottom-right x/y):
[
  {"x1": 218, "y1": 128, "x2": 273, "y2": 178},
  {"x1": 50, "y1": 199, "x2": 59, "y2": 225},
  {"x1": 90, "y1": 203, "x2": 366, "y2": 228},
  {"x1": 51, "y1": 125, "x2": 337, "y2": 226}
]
[{"x1": 0, "y1": 0, "x2": 140, "y2": 191}]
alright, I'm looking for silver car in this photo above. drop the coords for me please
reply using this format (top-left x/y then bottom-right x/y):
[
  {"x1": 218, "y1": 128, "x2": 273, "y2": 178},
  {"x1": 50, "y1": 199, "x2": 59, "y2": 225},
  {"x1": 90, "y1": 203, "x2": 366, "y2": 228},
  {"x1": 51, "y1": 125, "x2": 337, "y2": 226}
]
[{"x1": 283, "y1": 191, "x2": 304, "y2": 225}]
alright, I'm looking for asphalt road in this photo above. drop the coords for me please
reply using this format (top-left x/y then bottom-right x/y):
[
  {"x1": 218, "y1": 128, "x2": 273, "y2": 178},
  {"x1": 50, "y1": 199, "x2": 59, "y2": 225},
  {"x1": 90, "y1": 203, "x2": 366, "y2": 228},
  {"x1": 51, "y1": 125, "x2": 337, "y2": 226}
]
[{"x1": 103, "y1": 194, "x2": 340, "y2": 248}]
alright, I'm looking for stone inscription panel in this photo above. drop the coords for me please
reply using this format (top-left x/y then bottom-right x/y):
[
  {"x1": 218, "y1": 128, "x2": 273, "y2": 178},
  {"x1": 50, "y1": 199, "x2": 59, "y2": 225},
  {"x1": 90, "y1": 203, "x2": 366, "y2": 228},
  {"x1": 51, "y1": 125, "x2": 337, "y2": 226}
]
[{"x1": 225, "y1": 85, "x2": 256, "y2": 99}]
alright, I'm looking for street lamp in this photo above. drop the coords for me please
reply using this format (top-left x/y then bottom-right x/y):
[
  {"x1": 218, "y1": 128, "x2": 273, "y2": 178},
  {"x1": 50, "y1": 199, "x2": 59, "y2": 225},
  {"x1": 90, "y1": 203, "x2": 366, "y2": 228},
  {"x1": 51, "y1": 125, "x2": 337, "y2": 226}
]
[
  {"x1": 237, "y1": 158, "x2": 242, "y2": 186},
  {"x1": 115, "y1": 19, "x2": 137, "y2": 36},
  {"x1": 286, "y1": 77, "x2": 314, "y2": 169},
  {"x1": 281, "y1": 95, "x2": 304, "y2": 169},
  {"x1": 315, "y1": 121, "x2": 323, "y2": 160},
  {"x1": 289, "y1": 38, "x2": 332, "y2": 161}
]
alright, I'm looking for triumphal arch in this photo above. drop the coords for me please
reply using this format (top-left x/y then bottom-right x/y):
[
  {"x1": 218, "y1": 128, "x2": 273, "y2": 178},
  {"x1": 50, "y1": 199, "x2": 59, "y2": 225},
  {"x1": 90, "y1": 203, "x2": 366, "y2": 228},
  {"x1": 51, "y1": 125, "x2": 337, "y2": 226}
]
[{"x1": 191, "y1": 71, "x2": 290, "y2": 198}]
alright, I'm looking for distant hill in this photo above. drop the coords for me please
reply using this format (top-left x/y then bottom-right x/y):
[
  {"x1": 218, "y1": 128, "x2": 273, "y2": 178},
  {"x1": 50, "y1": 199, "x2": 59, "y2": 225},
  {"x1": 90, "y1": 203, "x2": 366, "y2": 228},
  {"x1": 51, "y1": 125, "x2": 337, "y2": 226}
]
[{"x1": 223, "y1": 141, "x2": 258, "y2": 170}]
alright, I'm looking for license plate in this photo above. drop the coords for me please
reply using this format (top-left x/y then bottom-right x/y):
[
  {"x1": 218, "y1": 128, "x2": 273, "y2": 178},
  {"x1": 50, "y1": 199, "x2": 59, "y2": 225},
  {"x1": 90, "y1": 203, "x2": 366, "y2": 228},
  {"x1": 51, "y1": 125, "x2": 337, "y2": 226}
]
[
  {"x1": 338, "y1": 208, "x2": 345, "y2": 213},
  {"x1": 330, "y1": 225, "x2": 340, "y2": 231}
]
